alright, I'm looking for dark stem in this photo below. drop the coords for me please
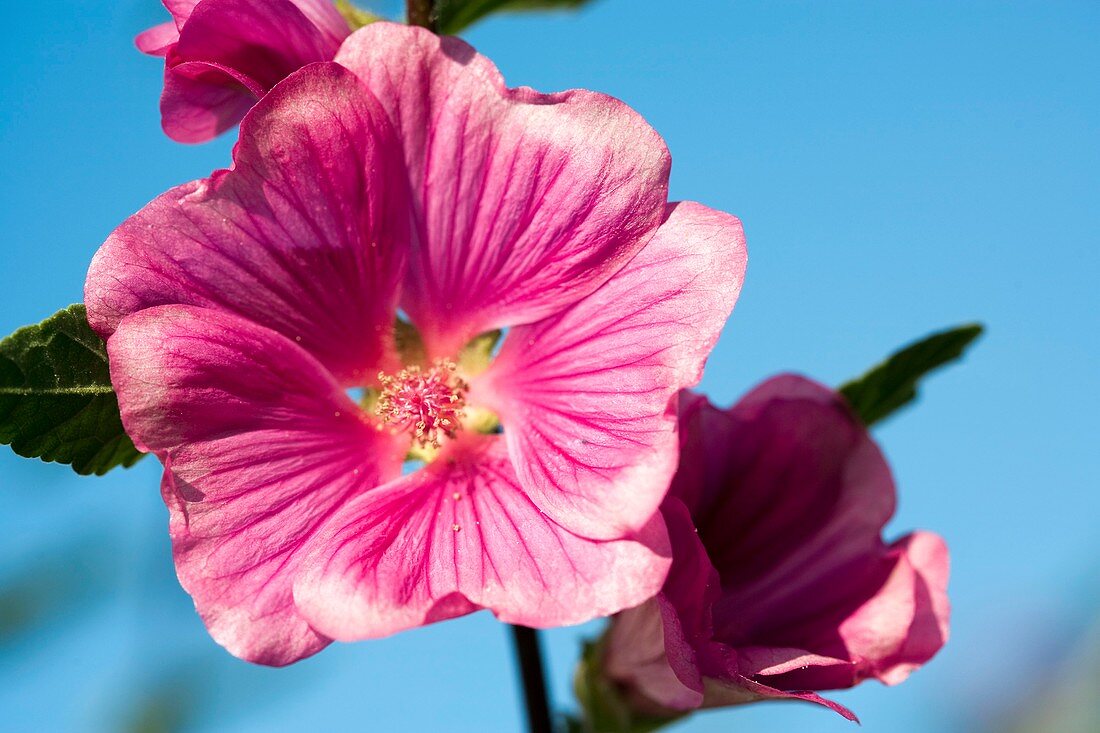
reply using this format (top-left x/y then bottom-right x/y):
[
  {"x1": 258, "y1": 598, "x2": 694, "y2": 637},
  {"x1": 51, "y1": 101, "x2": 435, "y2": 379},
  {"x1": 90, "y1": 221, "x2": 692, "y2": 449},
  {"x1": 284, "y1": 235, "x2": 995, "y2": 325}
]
[
  {"x1": 510, "y1": 624, "x2": 554, "y2": 733},
  {"x1": 406, "y1": 0, "x2": 437, "y2": 31}
]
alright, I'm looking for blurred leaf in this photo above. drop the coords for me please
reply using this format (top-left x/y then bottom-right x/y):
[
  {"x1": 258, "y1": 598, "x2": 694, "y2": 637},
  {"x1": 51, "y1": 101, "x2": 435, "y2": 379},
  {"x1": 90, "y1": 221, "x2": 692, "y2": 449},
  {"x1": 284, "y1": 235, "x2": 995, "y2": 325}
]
[
  {"x1": 0, "y1": 534, "x2": 115, "y2": 645},
  {"x1": 114, "y1": 645, "x2": 324, "y2": 733},
  {"x1": 126, "y1": 702, "x2": 189, "y2": 733},
  {"x1": 120, "y1": 660, "x2": 206, "y2": 733},
  {"x1": 336, "y1": 0, "x2": 382, "y2": 30},
  {"x1": 437, "y1": 0, "x2": 596, "y2": 34},
  {"x1": 839, "y1": 323, "x2": 984, "y2": 427},
  {"x1": 989, "y1": 613, "x2": 1100, "y2": 733},
  {"x1": 0, "y1": 304, "x2": 143, "y2": 475}
]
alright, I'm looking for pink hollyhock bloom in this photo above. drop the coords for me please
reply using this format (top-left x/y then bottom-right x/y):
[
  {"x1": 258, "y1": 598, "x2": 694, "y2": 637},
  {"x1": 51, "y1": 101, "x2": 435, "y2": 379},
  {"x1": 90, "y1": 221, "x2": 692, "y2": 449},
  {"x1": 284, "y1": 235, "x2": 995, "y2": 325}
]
[
  {"x1": 602, "y1": 375, "x2": 950, "y2": 721},
  {"x1": 85, "y1": 23, "x2": 747, "y2": 665},
  {"x1": 135, "y1": 0, "x2": 350, "y2": 143}
]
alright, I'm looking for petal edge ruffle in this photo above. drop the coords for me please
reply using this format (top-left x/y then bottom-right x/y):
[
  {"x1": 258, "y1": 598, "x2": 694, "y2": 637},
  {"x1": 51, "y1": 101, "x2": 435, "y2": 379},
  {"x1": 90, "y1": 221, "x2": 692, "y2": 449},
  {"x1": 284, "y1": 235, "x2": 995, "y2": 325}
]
[{"x1": 336, "y1": 23, "x2": 674, "y2": 356}]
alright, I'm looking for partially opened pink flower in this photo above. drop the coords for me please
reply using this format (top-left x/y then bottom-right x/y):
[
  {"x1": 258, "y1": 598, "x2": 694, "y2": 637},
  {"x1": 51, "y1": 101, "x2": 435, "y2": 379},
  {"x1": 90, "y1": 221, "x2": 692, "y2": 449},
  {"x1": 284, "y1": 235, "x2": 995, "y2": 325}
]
[
  {"x1": 601, "y1": 375, "x2": 950, "y2": 721},
  {"x1": 136, "y1": 0, "x2": 350, "y2": 142},
  {"x1": 86, "y1": 23, "x2": 747, "y2": 665}
]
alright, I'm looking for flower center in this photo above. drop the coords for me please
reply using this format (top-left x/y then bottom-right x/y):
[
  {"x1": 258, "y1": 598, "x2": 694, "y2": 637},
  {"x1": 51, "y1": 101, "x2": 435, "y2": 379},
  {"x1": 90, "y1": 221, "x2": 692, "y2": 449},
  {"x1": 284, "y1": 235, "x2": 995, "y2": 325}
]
[{"x1": 375, "y1": 359, "x2": 469, "y2": 448}]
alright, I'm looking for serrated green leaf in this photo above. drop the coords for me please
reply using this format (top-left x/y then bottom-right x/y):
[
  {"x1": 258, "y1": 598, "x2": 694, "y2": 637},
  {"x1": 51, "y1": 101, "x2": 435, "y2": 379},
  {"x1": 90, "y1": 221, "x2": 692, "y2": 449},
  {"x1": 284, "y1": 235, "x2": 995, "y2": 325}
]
[
  {"x1": 0, "y1": 305, "x2": 144, "y2": 475},
  {"x1": 437, "y1": 0, "x2": 596, "y2": 35},
  {"x1": 839, "y1": 323, "x2": 984, "y2": 427}
]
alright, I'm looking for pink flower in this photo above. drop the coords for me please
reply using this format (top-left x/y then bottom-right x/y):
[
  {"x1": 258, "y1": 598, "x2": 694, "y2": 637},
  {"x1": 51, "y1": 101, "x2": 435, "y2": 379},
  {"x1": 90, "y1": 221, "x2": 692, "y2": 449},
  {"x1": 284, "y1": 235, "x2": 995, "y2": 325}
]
[
  {"x1": 136, "y1": 0, "x2": 350, "y2": 143},
  {"x1": 601, "y1": 375, "x2": 950, "y2": 721},
  {"x1": 86, "y1": 23, "x2": 747, "y2": 665}
]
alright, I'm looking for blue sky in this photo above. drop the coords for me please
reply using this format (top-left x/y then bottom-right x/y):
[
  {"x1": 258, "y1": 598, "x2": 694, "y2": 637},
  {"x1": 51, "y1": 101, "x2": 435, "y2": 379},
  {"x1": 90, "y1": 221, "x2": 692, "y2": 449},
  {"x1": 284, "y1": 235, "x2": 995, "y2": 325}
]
[{"x1": 1, "y1": 1, "x2": 1098, "y2": 731}]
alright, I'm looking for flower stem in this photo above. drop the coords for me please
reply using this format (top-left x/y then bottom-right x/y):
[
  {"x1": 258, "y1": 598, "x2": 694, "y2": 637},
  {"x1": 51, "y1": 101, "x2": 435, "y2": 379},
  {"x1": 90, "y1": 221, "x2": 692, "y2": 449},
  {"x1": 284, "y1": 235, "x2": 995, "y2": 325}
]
[
  {"x1": 510, "y1": 624, "x2": 554, "y2": 733},
  {"x1": 406, "y1": 0, "x2": 437, "y2": 31}
]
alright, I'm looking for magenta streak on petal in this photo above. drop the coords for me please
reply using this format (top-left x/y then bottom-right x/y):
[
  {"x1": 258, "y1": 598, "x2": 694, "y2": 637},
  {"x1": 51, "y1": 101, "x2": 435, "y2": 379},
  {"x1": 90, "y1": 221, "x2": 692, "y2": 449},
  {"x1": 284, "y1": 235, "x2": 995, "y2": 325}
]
[
  {"x1": 293, "y1": 434, "x2": 671, "y2": 641},
  {"x1": 138, "y1": 0, "x2": 349, "y2": 142},
  {"x1": 85, "y1": 63, "x2": 409, "y2": 385},
  {"x1": 171, "y1": 59, "x2": 266, "y2": 98},
  {"x1": 109, "y1": 305, "x2": 407, "y2": 665},
  {"x1": 335, "y1": 23, "x2": 673, "y2": 357},
  {"x1": 472, "y1": 201, "x2": 747, "y2": 541},
  {"x1": 99, "y1": 21, "x2": 755, "y2": 663}
]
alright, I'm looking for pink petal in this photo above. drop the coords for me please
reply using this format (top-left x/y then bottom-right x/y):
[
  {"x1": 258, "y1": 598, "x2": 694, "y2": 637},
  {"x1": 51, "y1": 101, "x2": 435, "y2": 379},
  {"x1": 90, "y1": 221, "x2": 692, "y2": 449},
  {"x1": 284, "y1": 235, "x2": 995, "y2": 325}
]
[
  {"x1": 605, "y1": 597, "x2": 704, "y2": 711},
  {"x1": 679, "y1": 375, "x2": 950, "y2": 692},
  {"x1": 156, "y1": 0, "x2": 348, "y2": 143},
  {"x1": 735, "y1": 647, "x2": 852, "y2": 677},
  {"x1": 686, "y1": 376, "x2": 898, "y2": 637},
  {"x1": 287, "y1": 0, "x2": 353, "y2": 43},
  {"x1": 159, "y1": 61, "x2": 263, "y2": 142},
  {"x1": 668, "y1": 389, "x2": 741, "y2": 516},
  {"x1": 165, "y1": 0, "x2": 201, "y2": 26},
  {"x1": 473, "y1": 202, "x2": 747, "y2": 539},
  {"x1": 86, "y1": 63, "x2": 409, "y2": 384},
  {"x1": 293, "y1": 435, "x2": 671, "y2": 641},
  {"x1": 605, "y1": 498, "x2": 720, "y2": 710},
  {"x1": 335, "y1": 23, "x2": 673, "y2": 356},
  {"x1": 702, "y1": 673, "x2": 860, "y2": 722},
  {"x1": 109, "y1": 305, "x2": 407, "y2": 665},
  {"x1": 837, "y1": 531, "x2": 951, "y2": 686},
  {"x1": 135, "y1": 21, "x2": 179, "y2": 56},
  {"x1": 175, "y1": 0, "x2": 347, "y2": 87},
  {"x1": 603, "y1": 376, "x2": 946, "y2": 720}
]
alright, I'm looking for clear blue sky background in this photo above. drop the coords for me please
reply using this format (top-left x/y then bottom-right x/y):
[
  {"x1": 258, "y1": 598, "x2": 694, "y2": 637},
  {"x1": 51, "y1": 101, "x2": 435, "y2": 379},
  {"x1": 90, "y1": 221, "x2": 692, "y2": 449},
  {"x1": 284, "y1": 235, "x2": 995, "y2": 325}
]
[{"x1": 1, "y1": 1, "x2": 1098, "y2": 731}]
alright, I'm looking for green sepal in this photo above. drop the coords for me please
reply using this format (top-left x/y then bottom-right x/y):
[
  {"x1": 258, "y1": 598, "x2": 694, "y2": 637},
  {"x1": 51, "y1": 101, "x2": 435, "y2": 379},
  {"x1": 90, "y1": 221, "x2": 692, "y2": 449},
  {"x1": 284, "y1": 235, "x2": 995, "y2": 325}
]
[
  {"x1": 437, "y1": 0, "x2": 595, "y2": 35},
  {"x1": 336, "y1": 0, "x2": 382, "y2": 30},
  {"x1": 457, "y1": 328, "x2": 501, "y2": 376},
  {"x1": 0, "y1": 305, "x2": 144, "y2": 475},
  {"x1": 839, "y1": 323, "x2": 984, "y2": 427},
  {"x1": 394, "y1": 316, "x2": 428, "y2": 367}
]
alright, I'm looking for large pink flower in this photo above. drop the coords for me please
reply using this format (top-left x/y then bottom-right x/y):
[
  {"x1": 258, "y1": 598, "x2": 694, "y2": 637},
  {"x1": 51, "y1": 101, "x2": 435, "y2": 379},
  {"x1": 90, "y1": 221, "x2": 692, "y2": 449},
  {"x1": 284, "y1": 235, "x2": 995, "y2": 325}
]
[
  {"x1": 136, "y1": 0, "x2": 350, "y2": 143},
  {"x1": 602, "y1": 375, "x2": 950, "y2": 721},
  {"x1": 86, "y1": 23, "x2": 747, "y2": 665}
]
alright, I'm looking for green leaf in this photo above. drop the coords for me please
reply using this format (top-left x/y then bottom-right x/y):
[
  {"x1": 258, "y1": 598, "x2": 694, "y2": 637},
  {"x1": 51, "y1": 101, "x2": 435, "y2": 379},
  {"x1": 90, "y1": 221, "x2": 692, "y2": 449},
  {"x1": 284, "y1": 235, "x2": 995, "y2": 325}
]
[
  {"x1": 437, "y1": 0, "x2": 596, "y2": 35},
  {"x1": 0, "y1": 532, "x2": 116, "y2": 645},
  {"x1": 0, "y1": 305, "x2": 144, "y2": 475},
  {"x1": 839, "y1": 323, "x2": 984, "y2": 427}
]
